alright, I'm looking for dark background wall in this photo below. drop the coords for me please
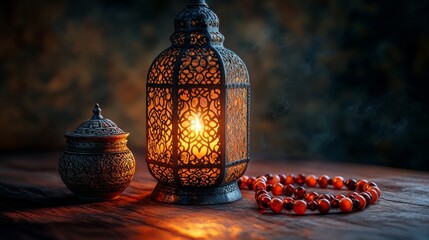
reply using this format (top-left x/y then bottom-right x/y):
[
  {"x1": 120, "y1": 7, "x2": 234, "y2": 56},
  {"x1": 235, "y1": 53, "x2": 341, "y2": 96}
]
[{"x1": 1, "y1": 0, "x2": 428, "y2": 170}]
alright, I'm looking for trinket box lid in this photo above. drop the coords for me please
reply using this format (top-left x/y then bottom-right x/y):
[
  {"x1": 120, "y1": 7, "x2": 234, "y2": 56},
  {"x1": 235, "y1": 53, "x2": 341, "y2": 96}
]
[{"x1": 65, "y1": 104, "x2": 127, "y2": 138}]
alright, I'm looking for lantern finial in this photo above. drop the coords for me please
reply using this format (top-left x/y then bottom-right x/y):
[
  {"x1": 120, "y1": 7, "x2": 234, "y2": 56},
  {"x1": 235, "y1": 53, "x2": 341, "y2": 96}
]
[{"x1": 187, "y1": 0, "x2": 208, "y2": 7}]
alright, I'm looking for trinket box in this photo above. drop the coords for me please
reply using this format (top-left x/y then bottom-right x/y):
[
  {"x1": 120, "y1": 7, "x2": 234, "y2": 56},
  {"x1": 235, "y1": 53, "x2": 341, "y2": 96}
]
[{"x1": 59, "y1": 104, "x2": 136, "y2": 201}]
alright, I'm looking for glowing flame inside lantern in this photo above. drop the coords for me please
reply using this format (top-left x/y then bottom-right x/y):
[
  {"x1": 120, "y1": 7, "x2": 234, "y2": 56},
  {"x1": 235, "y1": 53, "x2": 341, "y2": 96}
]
[
  {"x1": 184, "y1": 113, "x2": 209, "y2": 160},
  {"x1": 191, "y1": 114, "x2": 204, "y2": 134}
]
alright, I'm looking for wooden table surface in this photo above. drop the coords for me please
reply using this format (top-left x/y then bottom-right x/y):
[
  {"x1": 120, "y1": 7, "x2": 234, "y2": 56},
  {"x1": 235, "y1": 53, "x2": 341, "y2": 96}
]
[{"x1": 0, "y1": 151, "x2": 428, "y2": 240}]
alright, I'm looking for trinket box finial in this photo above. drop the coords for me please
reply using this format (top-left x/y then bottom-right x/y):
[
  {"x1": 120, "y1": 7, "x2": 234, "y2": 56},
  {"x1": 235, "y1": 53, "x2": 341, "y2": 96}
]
[{"x1": 92, "y1": 103, "x2": 103, "y2": 120}]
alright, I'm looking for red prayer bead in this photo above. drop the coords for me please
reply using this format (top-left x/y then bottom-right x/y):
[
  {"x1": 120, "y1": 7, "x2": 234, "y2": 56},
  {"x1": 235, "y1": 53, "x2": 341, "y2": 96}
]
[
  {"x1": 256, "y1": 193, "x2": 269, "y2": 201},
  {"x1": 332, "y1": 176, "x2": 344, "y2": 189},
  {"x1": 294, "y1": 186, "x2": 306, "y2": 199},
  {"x1": 247, "y1": 177, "x2": 256, "y2": 189},
  {"x1": 293, "y1": 200, "x2": 307, "y2": 215},
  {"x1": 257, "y1": 194, "x2": 271, "y2": 209},
  {"x1": 239, "y1": 175, "x2": 249, "y2": 189},
  {"x1": 346, "y1": 192, "x2": 359, "y2": 199},
  {"x1": 265, "y1": 173, "x2": 273, "y2": 179},
  {"x1": 354, "y1": 194, "x2": 366, "y2": 210},
  {"x1": 368, "y1": 186, "x2": 381, "y2": 198},
  {"x1": 285, "y1": 174, "x2": 295, "y2": 185},
  {"x1": 279, "y1": 174, "x2": 287, "y2": 184},
  {"x1": 283, "y1": 184, "x2": 295, "y2": 197},
  {"x1": 267, "y1": 174, "x2": 281, "y2": 186},
  {"x1": 257, "y1": 176, "x2": 267, "y2": 182},
  {"x1": 367, "y1": 189, "x2": 379, "y2": 203},
  {"x1": 317, "y1": 199, "x2": 331, "y2": 214},
  {"x1": 295, "y1": 174, "x2": 306, "y2": 186},
  {"x1": 305, "y1": 192, "x2": 319, "y2": 202},
  {"x1": 306, "y1": 175, "x2": 318, "y2": 187},
  {"x1": 361, "y1": 192, "x2": 372, "y2": 204},
  {"x1": 368, "y1": 181, "x2": 378, "y2": 188},
  {"x1": 335, "y1": 194, "x2": 346, "y2": 200},
  {"x1": 363, "y1": 183, "x2": 371, "y2": 191},
  {"x1": 352, "y1": 199, "x2": 360, "y2": 210},
  {"x1": 330, "y1": 199, "x2": 339, "y2": 208},
  {"x1": 272, "y1": 183, "x2": 284, "y2": 196},
  {"x1": 356, "y1": 179, "x2": 369, "y2": 192},
  {"x1": 252, "y1": 180, "x2": 267, "y2": 191},
  {"x1": 318, "y1": 194, "x2": 331, "y2": 201},
  {"x1": 317, "y1": 175, "x2": 330, "y2": 188},
  {"x1": 283, "y1": 197, "x2": 294, "y2": 211},
  {"x1": 345, "y1": 178, "x2": 357, "y2": 190},
  {"x1": 269, "y1": 197, "x2": 284, "y2": 214},
  {"x1": 339, "y1": 197, "x2": 353, "y2": 213},
  {"x1": 308, "y1": 201, "x2": 318, "y2": 211},
  {"x1": 255, "y1": 189, "x2": 268, "y2": 200}
]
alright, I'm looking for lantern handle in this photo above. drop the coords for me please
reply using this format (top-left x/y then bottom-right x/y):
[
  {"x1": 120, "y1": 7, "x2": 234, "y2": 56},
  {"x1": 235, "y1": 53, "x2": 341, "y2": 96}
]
[{"x1": 187, "y1": 0, "x2": 208, "y2": 7}]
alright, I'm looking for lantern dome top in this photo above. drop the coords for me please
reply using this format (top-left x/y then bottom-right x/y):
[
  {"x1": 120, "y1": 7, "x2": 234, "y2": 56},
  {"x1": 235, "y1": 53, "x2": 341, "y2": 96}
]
[
  {"x1": 148, "y1": 0, "x2": 249, "y2": 86},
  {"x1": 175, "y1": 0, "x2": 217, "y2": 29},
  {"x1": 172, "y1": 0, "x2": 223, "y2": 46}
]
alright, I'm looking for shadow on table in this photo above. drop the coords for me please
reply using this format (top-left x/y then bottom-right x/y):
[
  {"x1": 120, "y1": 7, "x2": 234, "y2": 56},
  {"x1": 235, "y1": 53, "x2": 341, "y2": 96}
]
[{"x1": 0, "y1": 182, "x2": 93, "y2": 212}]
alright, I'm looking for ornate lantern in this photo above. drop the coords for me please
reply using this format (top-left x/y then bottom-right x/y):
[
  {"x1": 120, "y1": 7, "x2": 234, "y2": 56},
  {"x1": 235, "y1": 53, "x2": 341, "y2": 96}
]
[{"x1": 146, "y1": 0, "x2": 250, "y2": 204}]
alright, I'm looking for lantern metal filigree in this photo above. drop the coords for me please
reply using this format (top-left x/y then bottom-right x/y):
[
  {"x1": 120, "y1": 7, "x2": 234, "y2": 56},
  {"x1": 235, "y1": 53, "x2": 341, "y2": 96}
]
[{"x1": 146, "y1": 0, "x2": 250, "y2": 204}]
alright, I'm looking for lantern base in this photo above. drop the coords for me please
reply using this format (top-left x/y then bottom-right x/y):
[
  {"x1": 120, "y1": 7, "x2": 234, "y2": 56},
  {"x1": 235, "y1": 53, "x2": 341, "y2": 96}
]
[{"x1": 151, "y1": 182, "x2": 242, "y2": 205}]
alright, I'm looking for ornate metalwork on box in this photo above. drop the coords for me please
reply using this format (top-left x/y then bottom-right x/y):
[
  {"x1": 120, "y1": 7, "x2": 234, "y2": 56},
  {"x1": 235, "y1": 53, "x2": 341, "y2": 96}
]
[
  {"x1": 146, "y1": 0, "x2": 250, "y2": 204},
  {"x1": 59, "y1": 104, "x2": 136, "y2": 201}
]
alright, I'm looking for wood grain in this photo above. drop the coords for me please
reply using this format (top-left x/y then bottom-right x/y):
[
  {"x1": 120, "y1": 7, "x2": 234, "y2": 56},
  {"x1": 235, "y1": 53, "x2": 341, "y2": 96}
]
[{"x1": 0, "y1": 151, "x2": 428, "y2": 240}]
